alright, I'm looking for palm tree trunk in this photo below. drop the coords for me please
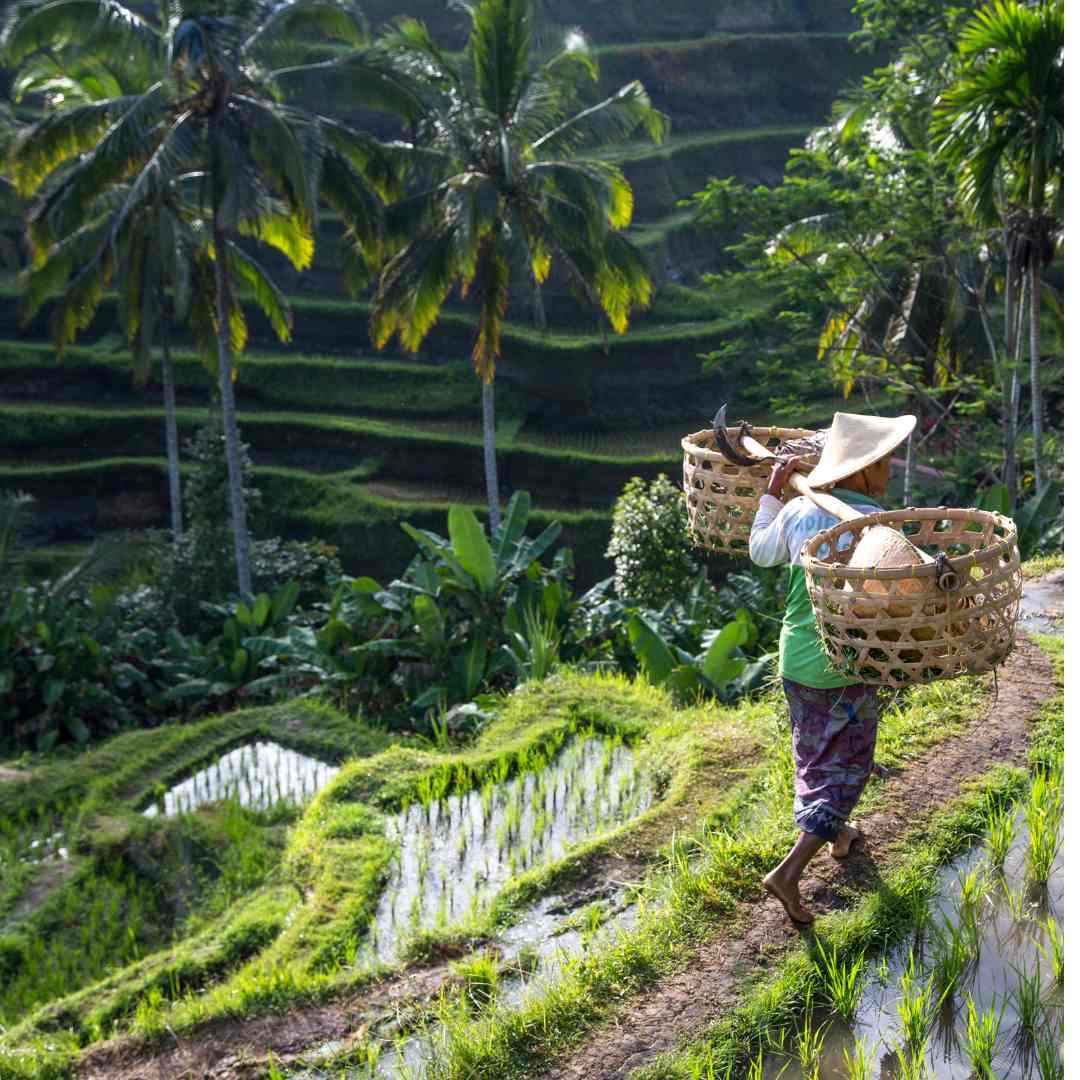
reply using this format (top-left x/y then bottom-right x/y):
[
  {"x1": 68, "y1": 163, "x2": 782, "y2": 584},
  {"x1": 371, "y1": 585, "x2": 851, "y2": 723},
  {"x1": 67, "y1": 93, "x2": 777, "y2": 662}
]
[
  {"x1": 1028, "y1": 259, "x2": 1044, "y2": 492},
  {"x1": 160, "y1": 315, "x2": 183, "y2": 543},
  {"x1": 212, "y1": 222, "x2": 253, "y2": 598},
  {"x1": 1003, "y1": 253, "x2": 1021, "y2": 507},
  {"x1": 482, "y1": 376, "x2": 500, "y2": 533},
  {"x1": 903, "y1": 409, "x2": 916, "y2": 506}
]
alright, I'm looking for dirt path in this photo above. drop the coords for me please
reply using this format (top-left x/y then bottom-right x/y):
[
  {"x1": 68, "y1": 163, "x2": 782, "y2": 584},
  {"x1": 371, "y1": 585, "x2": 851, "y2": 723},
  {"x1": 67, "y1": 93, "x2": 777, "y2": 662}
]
[{"x1": 541, "y1": 638, "x2": 1056, "y2": 1080}]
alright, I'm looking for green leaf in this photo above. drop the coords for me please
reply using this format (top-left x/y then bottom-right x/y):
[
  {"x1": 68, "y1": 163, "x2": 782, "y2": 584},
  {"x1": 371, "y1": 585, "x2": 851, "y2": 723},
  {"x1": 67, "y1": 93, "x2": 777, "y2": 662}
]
[
  {"x1": 448, "y1": 506, "x2": 498, "y2": 593},
  {"x1": 666, "y1": 664, "x2": 703, "y2": 701},
  {"x1": 252, "y1": 594, "x2": 271, "y2": 629},
  {"x1": 627, "y1": 615, "x2": 674, "y2": 686},
  {"x1": 976, "y1": 483, "x2": 1011, "y2": 515},
  {"x1": 701, "y1": 620, "x2": 750, "y2": 690},
  {"x1": 450, "y1": 635, "x2": 488, "y2": 700},
  {"x1": 495, "y1": 490, "x2": 531, "y2": 561},
  {"x1": 229, "y1": 648, "x2": 249, "y2": 683},
  {"x1": 413, "y1": 594, "x2": 446, "y2": 655},
  {"x1": 63, "y1": 713, "x2": 91, "y2": 743},
  {"x1": 270, "y1": 581, "x2": 300, "y2": 625},
  {"x1": 42, "y1": 678, "x2": 66, "y2": 707}
]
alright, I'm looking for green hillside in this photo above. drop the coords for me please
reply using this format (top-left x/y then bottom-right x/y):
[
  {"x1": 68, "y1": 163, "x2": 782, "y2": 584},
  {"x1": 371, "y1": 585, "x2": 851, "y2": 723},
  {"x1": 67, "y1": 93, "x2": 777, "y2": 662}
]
[{"x1": 0, "y1": 3, "x2": 884, "y2": 584}]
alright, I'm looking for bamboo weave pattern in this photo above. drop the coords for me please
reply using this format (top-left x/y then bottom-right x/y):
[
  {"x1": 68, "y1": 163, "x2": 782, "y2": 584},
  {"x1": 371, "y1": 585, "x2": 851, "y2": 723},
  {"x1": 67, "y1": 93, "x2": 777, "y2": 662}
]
[
  {"x1": 802, "y1": 508, "x2": 1021, "y2": 686},
  {"x1": 682, "y1": 426, "x2": 816, "y2": 555}
]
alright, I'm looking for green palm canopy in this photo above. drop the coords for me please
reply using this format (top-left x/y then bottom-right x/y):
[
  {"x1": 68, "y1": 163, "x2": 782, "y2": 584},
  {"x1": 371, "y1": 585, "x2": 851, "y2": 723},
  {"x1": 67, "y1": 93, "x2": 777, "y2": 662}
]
[
  {"x1": 2, "y1": 0, "x2": 409, "y2": 593},
  {"x1": 932, "y1": 0, "x2": 1063, "y2": 494},
  {"x1": 369, "y1": 0, "x2": 667, "y2": 530}
]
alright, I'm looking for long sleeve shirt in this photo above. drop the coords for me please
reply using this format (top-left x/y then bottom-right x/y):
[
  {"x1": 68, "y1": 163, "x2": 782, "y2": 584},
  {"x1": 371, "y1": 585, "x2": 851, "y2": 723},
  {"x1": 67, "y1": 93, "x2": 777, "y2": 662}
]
[{"x1": 751, "y1": 490, "x2": 881, "y2": 688}]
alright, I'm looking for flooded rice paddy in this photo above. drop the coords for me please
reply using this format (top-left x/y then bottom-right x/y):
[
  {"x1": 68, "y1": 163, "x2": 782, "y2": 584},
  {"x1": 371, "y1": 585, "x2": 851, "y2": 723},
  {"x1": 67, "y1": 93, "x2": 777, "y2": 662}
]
[
  {"x1": 143, "y1": 741, "x2": 338, "y2": 817},
  {"x1": 763, "y1": 808, "x2": 1063, "y2": 1080},
  {"x1": 358, "y1": 735, "x2": 652, "y2": 969},
  {"x1": 1017, "y1": 572, "x2": 1064, "y2": 638}
]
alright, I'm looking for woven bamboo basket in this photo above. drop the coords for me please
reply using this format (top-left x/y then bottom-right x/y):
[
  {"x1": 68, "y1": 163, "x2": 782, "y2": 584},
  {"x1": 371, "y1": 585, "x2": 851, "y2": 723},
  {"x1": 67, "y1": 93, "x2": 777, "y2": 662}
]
[
  {"x1": 802, "y1": 507, "x2": 1021, "y2": 687},
  {"x1": 682, "y1": 426, "x2": 817, "y2": 555}
]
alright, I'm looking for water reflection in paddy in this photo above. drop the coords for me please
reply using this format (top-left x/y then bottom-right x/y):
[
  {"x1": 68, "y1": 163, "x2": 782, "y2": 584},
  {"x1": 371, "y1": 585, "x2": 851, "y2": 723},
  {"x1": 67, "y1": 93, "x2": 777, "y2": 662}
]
[
  {"x1": 143, "y1": 741, "x2": 338, "y2": 817},
  {"x1": 359, "y1": 736, "x2": 652, "y2": 968}
]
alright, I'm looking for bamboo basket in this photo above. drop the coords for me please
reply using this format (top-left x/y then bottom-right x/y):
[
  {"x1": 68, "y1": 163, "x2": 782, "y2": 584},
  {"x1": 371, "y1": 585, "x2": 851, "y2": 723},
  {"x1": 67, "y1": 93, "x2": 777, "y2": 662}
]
[
  {"x1": 682, "y1": 426, "x2": 817, "y2": 555},
  {"x1": 802, "y1": 508, "x2": 1021, "y2": 687}
]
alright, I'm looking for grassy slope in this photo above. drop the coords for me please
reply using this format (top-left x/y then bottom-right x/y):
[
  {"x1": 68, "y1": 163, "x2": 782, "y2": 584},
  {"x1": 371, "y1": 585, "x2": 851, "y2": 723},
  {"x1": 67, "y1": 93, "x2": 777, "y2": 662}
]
[{"x1": 0, "y1": 673, "x2": 741, "y2": 1061}]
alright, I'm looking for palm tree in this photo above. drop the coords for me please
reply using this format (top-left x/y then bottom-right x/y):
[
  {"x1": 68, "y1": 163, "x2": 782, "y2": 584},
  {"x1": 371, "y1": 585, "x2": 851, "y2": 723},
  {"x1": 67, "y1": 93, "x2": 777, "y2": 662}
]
[
  {"x1": 933, "y1": 0, "x2": 1064, "y2": 494},
  {"x1": 370, "y1": 0, "x2": 666, "y2": 532},
  {"x1": 3, "y1": 0, "x2": 403, "y2": 594}
]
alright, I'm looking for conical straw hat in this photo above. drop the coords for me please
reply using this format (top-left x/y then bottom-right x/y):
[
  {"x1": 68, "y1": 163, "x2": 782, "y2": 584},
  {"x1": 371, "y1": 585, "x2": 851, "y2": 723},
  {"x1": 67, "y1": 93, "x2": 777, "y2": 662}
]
[{"x1": 805, "y1": 412, "x2": 917, "y2": 489}]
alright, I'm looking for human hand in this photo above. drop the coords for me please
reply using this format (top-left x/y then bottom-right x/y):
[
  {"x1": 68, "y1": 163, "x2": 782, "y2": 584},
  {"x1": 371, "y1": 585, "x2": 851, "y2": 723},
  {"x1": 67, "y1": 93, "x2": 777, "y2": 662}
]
[{"x1": 766, "y1": 456, "x2": 804, "y2": 498}]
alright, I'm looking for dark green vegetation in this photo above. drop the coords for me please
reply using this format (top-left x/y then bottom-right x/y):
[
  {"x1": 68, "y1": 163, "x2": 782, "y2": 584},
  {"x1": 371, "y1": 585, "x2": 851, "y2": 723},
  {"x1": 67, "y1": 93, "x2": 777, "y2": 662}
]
[
  {"x1": 2, "y1": 631, "x2": 1053, "y2": 1078},
  {"x1": 0, "y1": 0, "x2": 886, "y2": 581}
]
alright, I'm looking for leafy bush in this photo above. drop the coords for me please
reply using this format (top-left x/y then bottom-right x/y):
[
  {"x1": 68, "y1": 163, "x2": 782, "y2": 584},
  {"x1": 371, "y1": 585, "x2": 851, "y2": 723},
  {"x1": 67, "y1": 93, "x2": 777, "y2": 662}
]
[
  {"x1": 606, "y1": 474, "x2": 697, "y2": 608},
  {"x1": 0, "y1": 538, "x2": 173, "y2": 751}
]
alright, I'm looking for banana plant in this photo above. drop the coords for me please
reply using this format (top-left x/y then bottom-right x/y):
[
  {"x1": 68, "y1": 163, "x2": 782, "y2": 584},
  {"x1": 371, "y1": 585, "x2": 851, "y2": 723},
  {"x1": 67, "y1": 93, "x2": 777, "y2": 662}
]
[
  {"x1": 976, "y1": 482, "x2": 1063, "y2": 560},
  {"x1": 163, "y1": 582, "x2": 300, "y2": 706},
  {"x1": 626, "y1": 610, "x2": 754, "y2": 702}
]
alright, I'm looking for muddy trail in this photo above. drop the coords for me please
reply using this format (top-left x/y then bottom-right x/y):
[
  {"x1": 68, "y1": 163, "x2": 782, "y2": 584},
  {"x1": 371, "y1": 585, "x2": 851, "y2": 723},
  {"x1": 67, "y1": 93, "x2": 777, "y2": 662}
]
[{"x1": 541, "y1": 636, "x2": 1057, "y2": 1080}]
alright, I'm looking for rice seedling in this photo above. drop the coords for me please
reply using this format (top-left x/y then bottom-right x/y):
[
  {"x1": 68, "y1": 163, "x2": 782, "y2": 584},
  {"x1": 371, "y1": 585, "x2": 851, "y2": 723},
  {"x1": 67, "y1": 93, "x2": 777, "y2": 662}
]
[
  {"x1": 928, "y1": 913, "x2": 977, "y2": 999},
  {"x1": 961, "y1": 993, "x2": 1003, "y2": 1080},
  {"x1": 451, "y1": 950, "x2": 500, "y2": 1012},
  {"x1": 1037, "y1": 915, "x2": 1063, "y2": 983},
  {"x1": 1034, "y1": 1029, "x2": 1064, "y2": 1080},
  {"x1": 1025, "y1": 769, "x2": 1063, "y2": 889},
  {"x1": 957, "y1": 865, "x2": 991, "y2": 935},
  {"x1": 1010, "y1": 959, "x2": 1043, "y2": 1060},
  {"x1": 815, "y1": 939, "x2": 865, "y2": 1022},
  {"x1": 795, "y1": 991, "x2": 828, "y2": 1080},
  {"x1": 746, "y1": 1047, "x2": 766, "y2": 1080},
  {"x1": 842, "y1": 1037, "x2": 873, "y2": 1080},
  {"x1": 896, "y1": 951, "x2": 936, "y2": 1068}
]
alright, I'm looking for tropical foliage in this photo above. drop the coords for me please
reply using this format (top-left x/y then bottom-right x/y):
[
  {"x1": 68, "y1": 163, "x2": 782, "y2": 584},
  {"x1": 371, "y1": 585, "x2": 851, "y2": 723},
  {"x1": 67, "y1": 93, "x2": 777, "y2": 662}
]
[
  {"x1": 369, "y1": 0, "x2": 666, "y2": 530},
  {"x1": 1, "y1": 0, "x2": 406, "y2": 594}
]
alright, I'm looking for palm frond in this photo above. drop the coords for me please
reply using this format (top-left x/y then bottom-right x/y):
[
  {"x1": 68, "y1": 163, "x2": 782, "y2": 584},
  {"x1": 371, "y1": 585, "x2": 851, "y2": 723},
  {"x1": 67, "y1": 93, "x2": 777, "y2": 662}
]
[
  {"x1": 225, "y1": 239, "x2": 293, "y2": 343},
  {"x1": 371, "y1": 220, "x2": 460, "y2": 354},
  {"x1": 470, "y1": 240, "x2": 509, "y2": 380},
  {"x1": 233, "y1": 95, "x2": 322, "y2": 233},
  {"x1": 531, "y1": 80, "x2": 667, "y2": 158},
  {"x1": 318, "y1": 147, "x2": 385, "y2": 294},
  {"x1": 10, "y1": 93, "x2": 157, "y2": 197},
  {"x1": 1, "y1": 0, "x2": 161, "y2": 68},
  {"x1": 243, "y1": 0, "x2": 365, "y2": 59},
  {"x1": 468, "y1": 0, "x2": 530, "y2": 123}
]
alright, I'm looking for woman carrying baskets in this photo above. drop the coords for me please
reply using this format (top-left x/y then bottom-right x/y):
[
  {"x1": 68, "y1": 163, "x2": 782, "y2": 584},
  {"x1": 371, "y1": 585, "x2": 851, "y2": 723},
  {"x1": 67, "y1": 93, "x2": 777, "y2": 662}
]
[{"x1": 750, "y1": 412, "x2": 917, "y2": 924}]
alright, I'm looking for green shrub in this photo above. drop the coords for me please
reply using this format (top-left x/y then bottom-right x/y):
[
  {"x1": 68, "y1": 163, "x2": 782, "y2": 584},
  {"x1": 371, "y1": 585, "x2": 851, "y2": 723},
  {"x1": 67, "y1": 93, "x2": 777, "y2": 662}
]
[{"x1": 606, "y1": 474, "x2": 696, "y2": 607}]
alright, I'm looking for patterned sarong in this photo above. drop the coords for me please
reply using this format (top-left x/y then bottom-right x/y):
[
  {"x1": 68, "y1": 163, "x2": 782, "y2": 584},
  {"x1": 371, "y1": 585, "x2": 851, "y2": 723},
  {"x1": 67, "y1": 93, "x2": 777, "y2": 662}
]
[{"x1": 781, "y1": 679, "x2": 879, "y2": 842}]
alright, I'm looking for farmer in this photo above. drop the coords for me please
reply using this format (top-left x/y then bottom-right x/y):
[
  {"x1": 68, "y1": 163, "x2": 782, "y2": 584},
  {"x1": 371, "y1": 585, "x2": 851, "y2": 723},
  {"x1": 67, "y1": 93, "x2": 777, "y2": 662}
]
[{"x1": 750, "y1": 412, "x2": 916, "y2": 924}]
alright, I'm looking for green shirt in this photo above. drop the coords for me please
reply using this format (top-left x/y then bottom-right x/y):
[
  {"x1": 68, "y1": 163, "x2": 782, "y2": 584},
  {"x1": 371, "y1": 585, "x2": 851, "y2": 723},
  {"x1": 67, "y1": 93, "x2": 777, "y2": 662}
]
[{"x1": 778, "y1": 490, "x2": 883, "y2": 689}]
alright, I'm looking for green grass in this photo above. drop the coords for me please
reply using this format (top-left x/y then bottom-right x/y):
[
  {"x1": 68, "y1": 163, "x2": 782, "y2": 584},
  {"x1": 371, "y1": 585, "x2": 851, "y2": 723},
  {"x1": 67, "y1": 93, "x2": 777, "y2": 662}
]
[
  {"x1": 0, "y1": 672, "x2": 736, "y2": 1058},
  {"x1": 1022, "y1": 552, "x2": 1064, "y2": 579}
]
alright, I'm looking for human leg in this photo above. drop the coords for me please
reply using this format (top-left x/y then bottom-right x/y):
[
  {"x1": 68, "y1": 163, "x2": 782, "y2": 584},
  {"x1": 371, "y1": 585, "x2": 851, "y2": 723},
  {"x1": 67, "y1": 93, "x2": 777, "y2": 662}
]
[{"x1": 762, "y1": 682, "x2": 879, "y2": 920}]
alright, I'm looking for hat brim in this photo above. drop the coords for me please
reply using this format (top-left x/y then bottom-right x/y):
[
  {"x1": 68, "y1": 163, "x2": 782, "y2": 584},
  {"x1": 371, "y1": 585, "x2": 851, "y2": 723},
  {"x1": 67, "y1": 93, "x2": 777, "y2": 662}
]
[{"x1": 805, "y1": 414, "x2": 917, "y2": 489}]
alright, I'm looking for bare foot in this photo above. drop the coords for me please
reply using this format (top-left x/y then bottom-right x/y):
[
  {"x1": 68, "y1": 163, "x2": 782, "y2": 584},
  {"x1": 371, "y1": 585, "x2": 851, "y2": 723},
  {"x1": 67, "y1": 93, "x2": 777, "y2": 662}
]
[
  {"x1": 829, "y1": 822, "x2": 862, "y2": 860},
  {"x1": 762, "y1": 870, "x2": 815, "y2": 924}
]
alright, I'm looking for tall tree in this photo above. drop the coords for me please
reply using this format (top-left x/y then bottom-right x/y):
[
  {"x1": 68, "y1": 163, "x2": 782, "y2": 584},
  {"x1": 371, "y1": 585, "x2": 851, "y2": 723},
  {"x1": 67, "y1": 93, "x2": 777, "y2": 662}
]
[
  {"x1": 933, "y1": 0, "x2": 1064, "y2": 494},
  {"x1": 370, "y1": 0, "x2": 665, "y2": 532},
  {"x1": 3, "y1": 0, "x2": 402, "y2": 593}
]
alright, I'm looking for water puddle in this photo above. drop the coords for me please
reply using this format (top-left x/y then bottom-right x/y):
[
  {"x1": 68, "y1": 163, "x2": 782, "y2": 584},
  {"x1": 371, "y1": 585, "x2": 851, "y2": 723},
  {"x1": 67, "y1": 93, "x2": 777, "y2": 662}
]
[
  {"x1": 365, "y1": 886, "x2": 647, "y2": 1079},
  {"x1": 762, "y1": 808, "x2": 1063, "y2": 1080},
  {"x1": 1017, "y1": 572, "x2": 1063, "y2": 637},
  {"x1": 358, "y1": 736, "x2": 652, "y2": 969},
  {"x1": 143, "y1": 741, "x2": 338, "y2": 817}
]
